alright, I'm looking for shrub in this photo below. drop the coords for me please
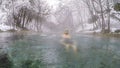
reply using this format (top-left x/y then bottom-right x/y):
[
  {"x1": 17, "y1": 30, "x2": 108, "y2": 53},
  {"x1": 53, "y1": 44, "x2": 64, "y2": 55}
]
[
  {"x1": 0, "y1": 54, "x2": 13, "y2": 68},
  {"x1": 114, "y1": 3, "x2": 120, "y2": 11}
]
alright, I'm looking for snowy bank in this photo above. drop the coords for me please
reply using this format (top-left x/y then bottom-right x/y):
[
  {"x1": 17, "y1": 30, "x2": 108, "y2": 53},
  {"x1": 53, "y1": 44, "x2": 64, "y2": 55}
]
[{"x1": 0, "y1": 24, "x2": 13, "y2": 31}]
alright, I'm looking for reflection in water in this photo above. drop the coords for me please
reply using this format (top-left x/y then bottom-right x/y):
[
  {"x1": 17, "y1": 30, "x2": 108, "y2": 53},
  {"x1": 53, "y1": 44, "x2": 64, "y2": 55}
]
[
  {"x1": 62, "y1": 42, "x2": 78, "y2": 54},
  {"x1": 0, "y1": 32, "x2": 120, "y2": 68}
]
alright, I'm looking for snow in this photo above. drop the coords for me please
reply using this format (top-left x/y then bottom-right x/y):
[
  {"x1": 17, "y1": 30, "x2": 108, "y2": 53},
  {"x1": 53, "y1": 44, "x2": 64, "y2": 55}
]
[
  {"x1": 0, "y1": 10, "x2": 12, "y2": 31},
  {"x1": 0, "y1": 24, "x2": 13, "y2": 31},
  {"x1": 0, "y1": 0, "x2": 120, "y2": 33},
  {"x1": 0, "y1": 7, "x2": 13, "y2": 31}
]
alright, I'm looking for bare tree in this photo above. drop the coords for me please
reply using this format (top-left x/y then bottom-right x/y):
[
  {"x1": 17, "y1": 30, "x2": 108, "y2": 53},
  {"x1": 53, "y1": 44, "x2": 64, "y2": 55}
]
[
  {"x1": 73, "y1": 0, "x2": 85, "y2": 30},
  {"x1": 106, "y1": 0, "x2": 111, "y2": 32},
  {"x1": 54, "y1": 4, "x2": 75, "y2": 32},
  {"x1": 29, "y1": 0, "x2": 50, "y2": 32},
  {"x1": 10, "y1": 0, "x2": 50, "y2": 31},
  {"x1": 82, "y1": 0, "x2": 111, "y2": 32},
  {"x1": 98, "y1": 0, "x2": 106, "y2": 32},
  {"x1": 0, "y1": 0, "x2": 2, "y2": 5}
]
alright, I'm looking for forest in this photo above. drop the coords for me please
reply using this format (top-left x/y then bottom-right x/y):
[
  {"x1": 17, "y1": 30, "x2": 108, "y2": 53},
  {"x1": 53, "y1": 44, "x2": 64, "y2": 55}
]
[{"x1": 0, "y1": 0, "x2": 120, "y2": 34}]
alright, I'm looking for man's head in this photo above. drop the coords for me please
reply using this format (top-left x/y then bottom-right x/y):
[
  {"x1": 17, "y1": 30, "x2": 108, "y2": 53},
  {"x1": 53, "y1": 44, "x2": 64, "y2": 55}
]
[{"x1": 64, "y1": 30, "x2": 69, "y2": 35}]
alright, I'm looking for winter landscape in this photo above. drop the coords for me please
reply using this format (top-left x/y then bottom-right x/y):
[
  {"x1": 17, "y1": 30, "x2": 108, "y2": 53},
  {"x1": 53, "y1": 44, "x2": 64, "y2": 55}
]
[{"x1": 0, "y1": 0, "x2": 120, "y2": 68}]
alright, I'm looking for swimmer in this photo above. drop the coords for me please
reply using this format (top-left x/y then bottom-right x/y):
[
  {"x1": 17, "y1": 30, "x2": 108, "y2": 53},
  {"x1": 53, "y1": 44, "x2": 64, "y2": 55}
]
[{"x1": 61, "y1": 30, "x2": 77, "y2": 53}]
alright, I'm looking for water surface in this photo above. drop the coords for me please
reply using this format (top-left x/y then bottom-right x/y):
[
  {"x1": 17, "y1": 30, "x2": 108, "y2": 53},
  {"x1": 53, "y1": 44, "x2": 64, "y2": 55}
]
[{"x1": 0, "y1": 32, "x2": 120, "y2": 68}]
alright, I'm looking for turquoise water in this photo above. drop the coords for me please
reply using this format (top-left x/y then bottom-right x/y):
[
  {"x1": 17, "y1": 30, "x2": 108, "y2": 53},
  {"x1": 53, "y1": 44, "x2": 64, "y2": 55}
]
[{"x1": 0, "y1": 32, "x2": 120, "y2": 68}]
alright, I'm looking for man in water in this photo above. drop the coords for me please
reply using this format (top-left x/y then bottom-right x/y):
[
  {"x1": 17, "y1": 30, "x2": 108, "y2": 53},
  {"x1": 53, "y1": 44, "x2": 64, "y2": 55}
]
[{"x1": 61, "y1": 30, "x2": 77, "y2": 52}]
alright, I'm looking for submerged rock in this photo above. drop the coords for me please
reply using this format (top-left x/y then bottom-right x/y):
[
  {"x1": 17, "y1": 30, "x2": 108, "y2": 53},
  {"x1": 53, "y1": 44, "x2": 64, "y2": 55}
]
[{"x1": 0, "y1": 53, "x2": 13, "y2": 68}]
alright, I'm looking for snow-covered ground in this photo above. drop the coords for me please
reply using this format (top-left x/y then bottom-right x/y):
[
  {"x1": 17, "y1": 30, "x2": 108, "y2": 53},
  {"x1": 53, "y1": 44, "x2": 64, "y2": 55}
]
[
  {"x1": 0, "y1": 10, "x2": 12, "y2": 31},
  {"x1": 0, "y1": 24, "x2": 13, "y2": 31}
]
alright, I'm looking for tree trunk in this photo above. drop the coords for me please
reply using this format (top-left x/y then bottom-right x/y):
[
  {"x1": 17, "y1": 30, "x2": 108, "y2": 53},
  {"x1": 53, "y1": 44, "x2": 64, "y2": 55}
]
[
  {"x1": 22, "y1": 10, "x2": 27, "y2": 29},
  {"x1": 107, "y1": 0, "x2": 111, "y2": 33},
  {"x1": 99, "y1": 0, "x2": 105, "y2": 32}
]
